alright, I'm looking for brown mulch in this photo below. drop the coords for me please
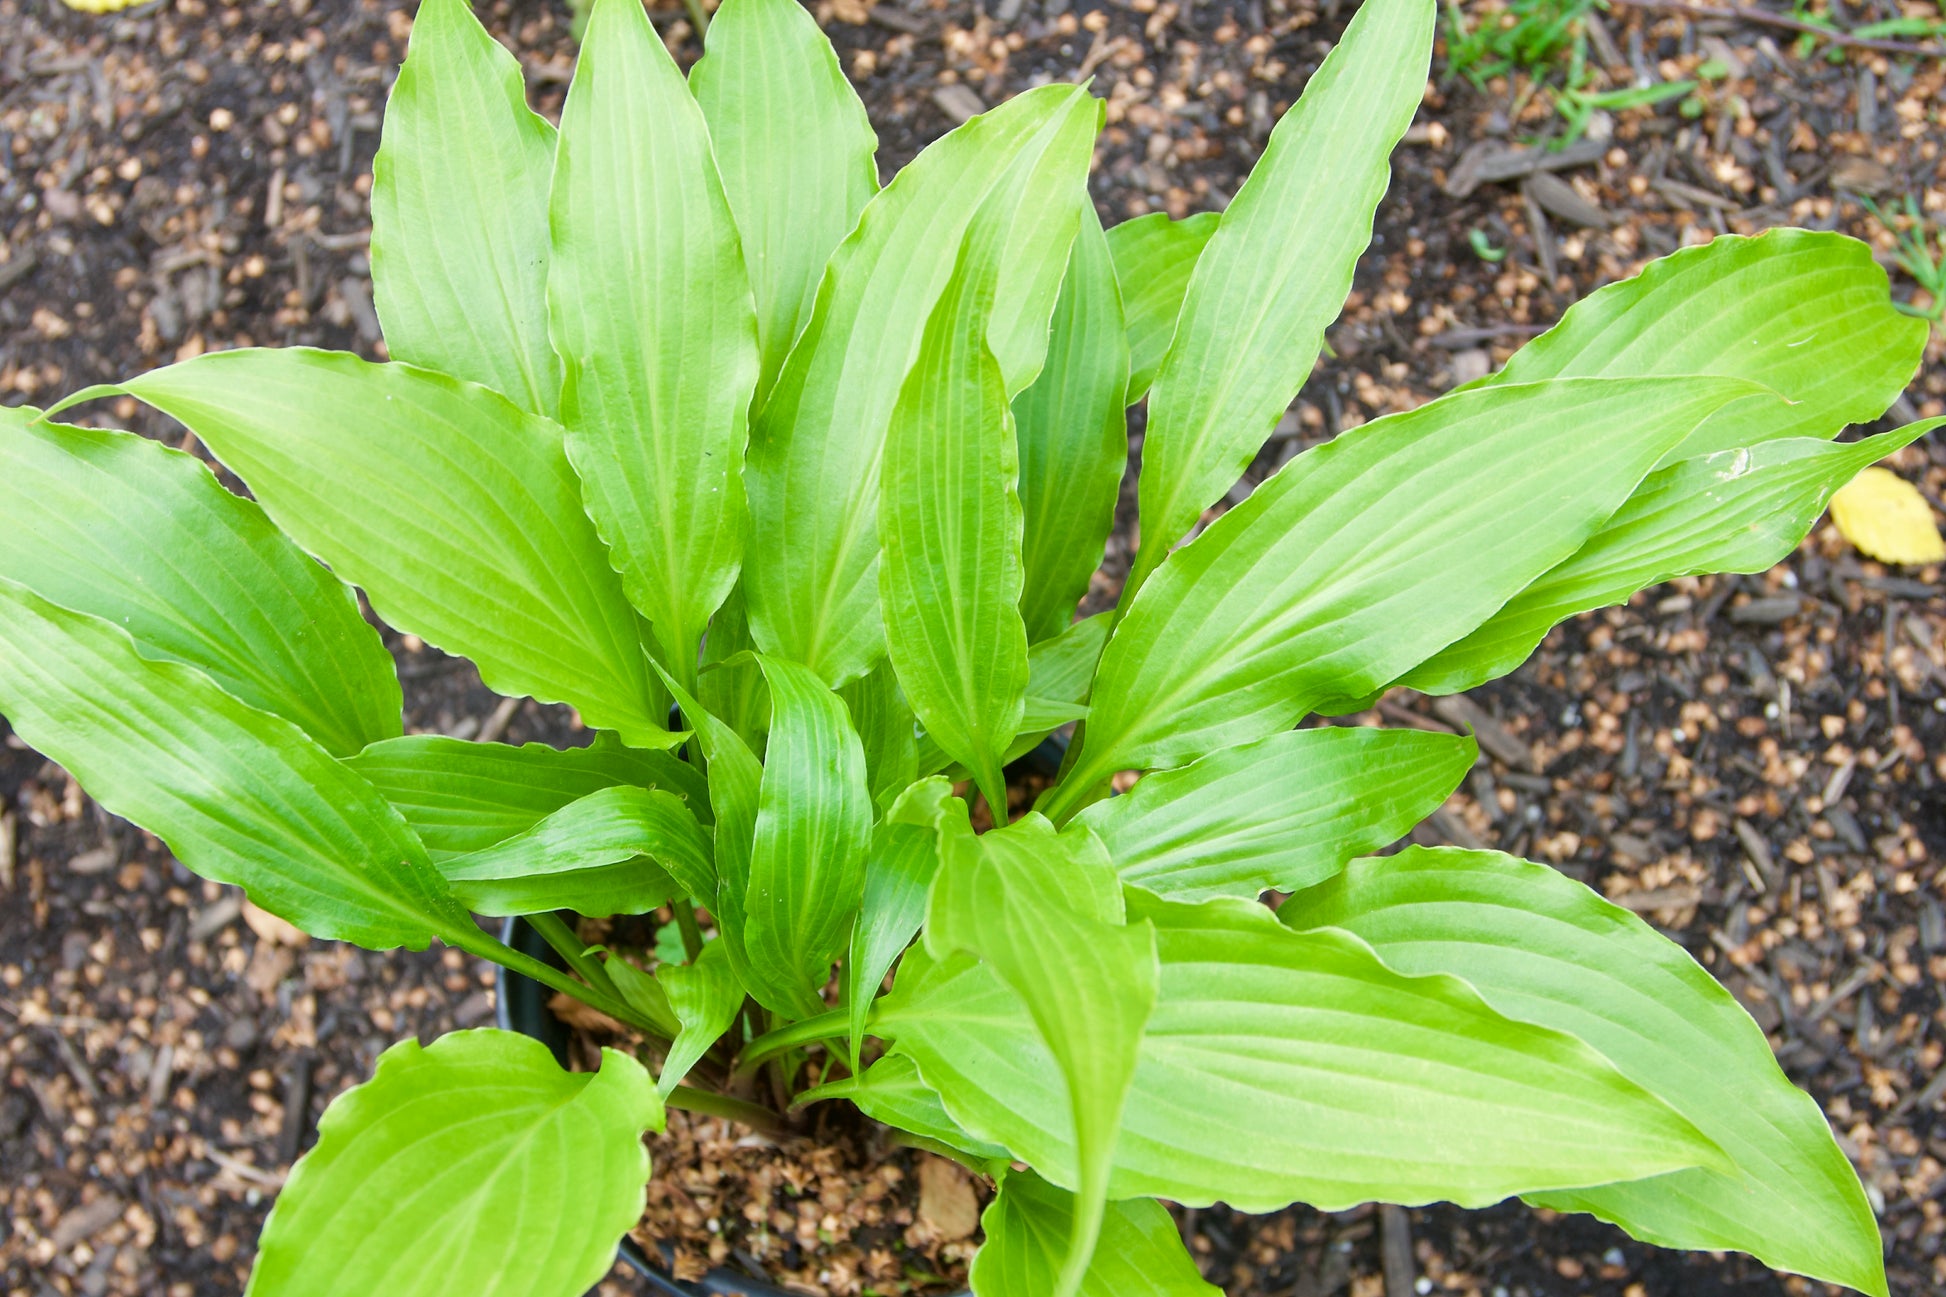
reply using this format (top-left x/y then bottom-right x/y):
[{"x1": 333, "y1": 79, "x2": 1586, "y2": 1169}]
[{"x1": 3, "y1": 1, "x2": 1944, "y2": 1295}]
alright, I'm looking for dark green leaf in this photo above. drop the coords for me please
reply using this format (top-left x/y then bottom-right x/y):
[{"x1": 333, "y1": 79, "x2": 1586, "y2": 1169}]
[
  {"x1": 845, "y1": 777, "x2": 952, "y2": 1062},
  {"x1": 657, "y1": 939, "x2": 744, "y2": 1095},
  {"x1": 838, "y1": 661, "x2": 919, "y2": 812}
]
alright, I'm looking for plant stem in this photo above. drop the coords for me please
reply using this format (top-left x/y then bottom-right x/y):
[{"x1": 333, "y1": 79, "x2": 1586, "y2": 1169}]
[
  {"x1": 673, "y1": 903, "x2": 706, "y2": 963},
  {"x1": 680, "y1": 0, "x2": 710, "y2": 38},
  {"x1": 448, "y1": 923, "x2": 664, "y2": 1038},
  {"x1": 527, "y1": 910, "x2": 619, "y2": 999},
  {"x1": 734, "y1": 1008, "x2": 849, "y2": 1080},
  {"x1": 666, "y1": 1084, "x2": 787, "y2": 1140}
]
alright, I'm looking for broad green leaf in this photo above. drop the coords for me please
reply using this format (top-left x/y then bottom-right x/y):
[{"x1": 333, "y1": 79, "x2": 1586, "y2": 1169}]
[
  {"x1": 925, "y1": 814, "x2": 1157, "y2": 1296},
  {"x1": 1126, "y1": 0, "x2": 1435, "y2": 599},
  {"x1": 845, "y1": 777, "x2": 952, "y2": 1063},
  {"x1": 344, "y1": 734, "x2": 707, "y2": 861},
  {"x1": 1483, "y1": 229, "x2": 1928, "y2": 462},
  {"x1": 877, "y1": 891, "x2": 1723, "y2": 1212},
  {"x1": 602, "y1": 952, "x2": 682, "y2": 1039},
  {"x1": 796, "y1": 1050, "x2": 1009, "y2": 1163},
  {"x1": 912, "y1": 613, "x2": 1107, "y2": 780},
  {"x1": 657, "y1": 939, "x2": 744, "y2": 1096},
  {"x1": 1286, "y1": 847, "x2": 1885, "y2": 1297},
  {"x1": 551, "y1": 0, "x2": 760, "y2": 675},
  {"x1": 437, "y1": 786, "x2": 709, "y2": 918},
  {"x1": 0, "y1": 409, "x2": 397, "y2": 757},
  {"x1": 247, "y1": 1030, "x2": 662, "y2": 1297},
  {"x1": 1405, "y1": 419, "x2": 1946, "y2": 695},
  {"x1": 745, "y1": 655, "x2": 873, "y2": 1016},
  {"x1": 1078, "y1": 726, "x2": 1476, "y2": 901},
  {"x1": 1045, "y1": 376, "x2": 1763, "y2": 816},
  {"x1": 880, "y1": 208, "x2": 1037, "y2": 812},
  {"x1": 1015, "y1": 204, "x2": 1130, "y2": 645},
  {"x1": 0, "y1": 577, "x2": 467, "y2": 951},
  {"x1": 116, "y1": 350, "x2": 676, "y2": 749},
  {"x1": 370, "y1": 0, "x2": 560, "y2": 417},
  {"x1": 699, "y1": 586, "x2": 770, "y2": 755},
  {"x1": 690, "y1": 0, "x2": 878, "y2": 400},
  {"x1": 971, "y1": 1170, "x2": 1220, "y2": 1297},
  {"x1": 743, "y1": 83, "x2": 1099, "y2": 684},
  {"x1": 1103, "y1": 211, "x2": 1217, "y2": 404},
  {"x1": 838, "y1": 660, "x2": 918, "y2": 812},
  {"x1": 649, "y1": 665, "x2": 789, "y2": 1014}
]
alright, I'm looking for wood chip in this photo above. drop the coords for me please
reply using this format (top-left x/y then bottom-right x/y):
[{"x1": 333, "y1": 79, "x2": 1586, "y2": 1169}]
[
  {"x1": 931, "y1": 84, "x2": 986, "y2": 125},
  {"x1": 49, "y1": 1195, "x2": 125, "y2": 1251},
  {"x1": 1431, "y1": 695, "x2": 1536, "y2": 772},
  {"x1": 1524, "y1": 171, "x2": 1611, "y2": 228},
  {"x1": 916, "y1": 1155, "x2": 979, "y2": 1242}
]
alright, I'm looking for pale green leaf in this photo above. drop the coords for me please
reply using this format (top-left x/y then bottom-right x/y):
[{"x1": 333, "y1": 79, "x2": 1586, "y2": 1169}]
[
  {"x1": 438, "y1": 786, "x2": 709, "y2": 918},
  {"x1": 745, "y1": 655, "x2": 873, "y2": 1016},
  {"x1": 742, "y1": 83, "x2": 1099, "y2": 684},
  {"x1": 879, "y1": 202, "x2": 1038, "y2": 811},
  {"x1": 370, "y1": 0, "x2": 560, "y2": 416},
  {"x1": 116, "y1": 349, "x2": 676, "y2": 749},
  {"x1": 877, "y1": 891, "x2": 1723, "y2": 1212},
  {"x1": 690, "y1": 0, "x2": 878, "y2": 400},
  {"x1": 699, "y1": 586, "x2": 770, "y2": 755},
  {"x1": 845, "y1": 777, "x2": 952, "y2": 1062},
  {"x1": 838, "y1": 660, "x2": 918, "y2": 812},
  {"x1": 1483, "y1": 229, "x2": 1928, "y2": 462},
  {"x1": 344, "y1": 734, "x2": 707, "y2": 862},
  {"x1": 603, "y1": 952, "x2": 682, "y2": 1039},
  {"x1": 0, "y1": 576, "x2": 467, "y2": 951},
  {"x1": 551, "y1": 0, "x2": 760, "y2": 674},
  {"x1": 925, "y1": 814, "x2": 1157, "y2": 1296},
  {"x1": 1015, "y1": 204, "x2": 1130, "y2": 644},
  {"x1": 1126, "y1": 0, "x2": 1435, "y2": 598},
  {"x1": 971, "y1": 1170, "x2": 1220, "y2": 1297},
  {"x1": 0, "y1": 408, "x2": 397, "y2": 757},
  {"x1": 1404, "y1": 420, "x2": 1946, "y2": 695},
  {"x1": 657, "y1": 939, "x2": 744, "y2": 1095},
  {"x1": 1078, "y1": 725, "x2": 1477, "y2": 901},
  {"x1": 796, "y1": 1050, "x2": 1009, "y2": 1163},
  {"x1": 247, "y1": 1030, "x2": 662, "y2": 1297},
  {"x1": 1286, "y1": 846, "x2": 1885, "y2": 1297},
  {"x1": 1045, "y1": 376, "x2": 1764, "y2": 816},
  {"x1": 1103, "y1": 211, "x2": 1217, "y2": 404}
]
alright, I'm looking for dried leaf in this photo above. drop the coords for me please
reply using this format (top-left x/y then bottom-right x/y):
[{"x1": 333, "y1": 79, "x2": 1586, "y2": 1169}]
[{"x1": 1829, "y1": 467, "x2": 1945, "y2": 565}]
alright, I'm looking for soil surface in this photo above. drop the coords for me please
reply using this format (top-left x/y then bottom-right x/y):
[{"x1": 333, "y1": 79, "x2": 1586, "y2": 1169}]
[{"x1": 3, "y1": 1, "x2": 1945, "y2": 1295}]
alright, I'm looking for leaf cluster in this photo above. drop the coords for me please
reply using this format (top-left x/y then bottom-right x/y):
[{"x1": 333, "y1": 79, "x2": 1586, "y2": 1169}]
[{"x1": 0, "y1": 0, "x2": 1934, "y2": 1293}]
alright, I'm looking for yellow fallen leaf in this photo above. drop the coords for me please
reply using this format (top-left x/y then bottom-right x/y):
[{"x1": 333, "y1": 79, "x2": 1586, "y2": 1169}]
[
  {"x1": 1829, "y1": 466, "x2": 1946, "y2": 565},
  {"x1": 60, "y1": 0, "x2": 142, "y2": 10}
]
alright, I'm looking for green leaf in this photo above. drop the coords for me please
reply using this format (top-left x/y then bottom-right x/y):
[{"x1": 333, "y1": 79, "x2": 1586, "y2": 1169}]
[
  {"x1": 1045, "y1": 376, "x2": 1764, "y2": 816},
  {"x1": 796, "y1": 1050, "x2": 1009, "y2": 1163},
  {"x1": 116, "y1": 349, "x2": 676, "y2": 750},
  {"x1": 0, "y1": 576, "x2": 467, "y2": 951},
  {"x1": 344, "y1": 734, "x2": 708, "y2": 862},
  {"x1": 971, "y1": 1170, "x2": 1220, "y2": 1297},
  {"x1": 838, "y1": 660, "x2": 919, "y2": 812},
  {"x1": 1078, "y1": 726, "x2": 1477, "y2": 901},
  {"x1": 690, "y1": 0, "x2": 878, "y2": 401},
  {"x1": 845, "y1": 777, "x2": 952, "y2": 1063},
  {"x1": 657, "y1": 938, "x2": 744, "y2": 1095},
  {"x1": 879, "y1": 209, "x2": 1036, "y2": 812},
  {"x1": 877, "y1": 891, "x2": 1724, "y2": 1213},
  {"x1": 1126, "y1": 0, "x2": 1435, "y2": 599},
  {"x1": 550, "y1": 0, "x2": 760, "y2": 676},
  {"x1": 742, "y1": 83, "x2": 1099, "y2": 684},
  {"x1": 699, "y1": 586, "x2": 770, "y2": 755},
  {"x1": 1285, "y1": 846, "x2": 1885, "y2": 1297},
  {"x1": 1404, "y1": 419, "x2": 1946, "y2": 695},
  {"x1": 1482, "y1": 229, "x2": 1928, "y2": 462},
  {"x1": 1015, "y1": 204, "x2": 1131, "y2": 645},
  {"x1": 247, "y1": 1030, "x2": 662, "y2": 1297},
  {"x1": 1103, "y1": 211, "x2": 1217, "y2": 404},
  {"x1": 925, "y1": 814, "x2": 1158, "y2": 1296},
  {"x1": 745, "y1": 655, "x2": 873, "y2": 1016},
  {"x1": 912, "y1": 612, "x2": 1108, "y2": 780},
  {"x1": 370, "y1": 0, "x2": 560, "y2": 417},
  {"x1": 603, "y1": 952, "x2": 682, "y2": 1039},
  {"x1": 438, "y1": 786, "x2": 710, "y2": 918},
  {"x1": 0, "y1": 409, "x2": 397, "y2": 758}
]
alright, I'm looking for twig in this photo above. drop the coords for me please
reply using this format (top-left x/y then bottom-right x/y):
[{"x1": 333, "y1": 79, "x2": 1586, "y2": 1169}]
[{"x1": 1605, "y1": 0, "x2": 1946, "y2": 56}]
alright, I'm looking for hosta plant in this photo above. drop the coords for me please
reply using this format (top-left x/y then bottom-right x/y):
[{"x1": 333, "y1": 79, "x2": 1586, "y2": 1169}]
[{"x1": 4, "y1": 0, "x2": 1936, "y2": 1292}]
